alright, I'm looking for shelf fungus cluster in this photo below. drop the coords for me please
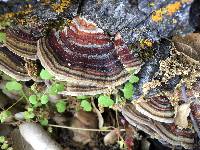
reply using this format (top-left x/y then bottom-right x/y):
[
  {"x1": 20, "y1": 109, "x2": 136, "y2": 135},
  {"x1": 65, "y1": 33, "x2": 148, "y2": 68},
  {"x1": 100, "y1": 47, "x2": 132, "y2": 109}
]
[
  {"x1": 0, "y1": 26, "x2": 40, "y2": 81},
  {"x1": 121, "y1": 33, "x2": 200, "y2": 148},
  {"x1": 5, "y1": 26, "x2": 39, "y2": 60},
  {"x1": 0, "y1": 16, "x2": 142, "y2": 95},
  {"x1": 122, "y1": 97, "x2": 195, "y2": 149},
  {"x1": 37, "y1": 16, "x2": 142, "y2": 95},
  {"x1": 0, "y1": 46, "x2": 31, "y2": 81}
]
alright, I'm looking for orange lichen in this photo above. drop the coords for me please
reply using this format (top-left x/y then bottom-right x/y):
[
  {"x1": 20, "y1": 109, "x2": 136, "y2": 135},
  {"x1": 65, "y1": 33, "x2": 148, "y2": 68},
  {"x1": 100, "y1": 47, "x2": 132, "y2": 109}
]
[
  {"x1": 151, "y1": 0, "x2": 192, "y2": 22},
  {"x1": 151, "y1": 9, "x2": 163, "y2": 22},
  {"x1": 166, "y1": 2, "x2": 181, "y2": 16}
]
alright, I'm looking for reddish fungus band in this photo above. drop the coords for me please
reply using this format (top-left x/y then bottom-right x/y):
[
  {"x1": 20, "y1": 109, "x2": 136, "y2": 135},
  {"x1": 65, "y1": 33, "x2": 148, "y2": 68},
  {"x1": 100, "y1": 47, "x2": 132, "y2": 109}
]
[
  {"x1": 37, "y1": 16, "x2": 142, "y2": 87},
  {"x1": 5, "y1": 26, "x2": 39, "y2": 60}
]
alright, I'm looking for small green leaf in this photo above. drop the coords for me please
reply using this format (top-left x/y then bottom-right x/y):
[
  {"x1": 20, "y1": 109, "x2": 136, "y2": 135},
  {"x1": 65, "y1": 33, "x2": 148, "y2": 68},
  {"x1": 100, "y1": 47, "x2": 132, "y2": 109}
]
[
  {"x1": 7, "y1": 147, "x2": 13, "y2": 150},
  {"x1": 0, "y1": 136, "x2": 5, "y2": 143},
  {"x1": 40, "y1": 118, "x2": 48, "y2": 126},
  {"x1": 56, "y1": 100, "x2": 66, "y2": 113},
  {"x1": 23, "y1": 111, "x2": 35, "y2": 120},
  {"x1": 40, "y1": 95, "x2": 49, "y2": 104},
  {"x1": 0, "y1": 111, "x2": 11, "y2": 123},
  {"x1": 49, "y1": 83, "x2": 64, "y2": 95},
  {"x1": 28, "y1": 95, "x2": 37, "y2": 105},
  {"x1": 77, "y1": 95, "x2": 89, "y2": 100},
  {"x1": 1, "y1": 143, "x2": 8, "y2": 149},
  {"x1": 98, "y1": 95, "x2": 114, "y2": 107},
  {"x1": 40, "y1": 69, "x2": 53, "y2": 80},
  {"x1": 123, "y1": 82, "x2": 134, "y2": 99},
  {"x1": 80, "y1": 100, "x2": 92, "y2": 111},
  {"x1": 5, "y1": 81, "x2": 22, "y2": 91},
  {"x1": 118, "y1": 139, "x2": 126, "y2": 149},
  {"x1": 27, "y1": 107, "x2": 34, "y2": 112},
  {"x1": 2, "y1": 73, "x2": 12, "y2": 81},
  {"x1": 129, "y1": 75, "x2": 139, "y2": 83},
  {"x1": 0, "y1": 32, "x2": 6, "y2": 43}
]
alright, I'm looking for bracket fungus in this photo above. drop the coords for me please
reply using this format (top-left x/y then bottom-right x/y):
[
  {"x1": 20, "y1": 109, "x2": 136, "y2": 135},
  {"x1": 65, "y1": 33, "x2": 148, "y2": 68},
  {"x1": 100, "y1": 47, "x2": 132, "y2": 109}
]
[
  {"x1": 135, "y1": 96, "x2": 174, "y2": 123},
  {"x1": 60, "y1": 83, "x2": 112, "y2": 96},
  {"x1": 122, "y1": 103, "x2": 194, "y2": 149},
  {"x1": 0, "y1": 46, "x2": 31, "y2": 81},
  {"x1": 38, "y1": 16, "x2": 142, "y2": 89},
  {"x1": 5, "y1": 26, "x2": 39, "y2": 60}
]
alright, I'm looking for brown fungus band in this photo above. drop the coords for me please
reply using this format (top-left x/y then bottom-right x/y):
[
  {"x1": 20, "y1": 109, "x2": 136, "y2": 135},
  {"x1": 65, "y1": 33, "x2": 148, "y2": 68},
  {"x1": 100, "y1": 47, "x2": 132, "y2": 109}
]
[
  {"x1": 122, "y1": 103, "x2": 194, "y2": 149},
  {"x1": 135, "y1": 96, "x2": 175, "y2": 123},
  {"x1": 37, "y1": 16, "x2": 142, "y2": 88},
  {"x1": 5, "y1": 26, "x2": 39, "y2": 60},
  {"x1": 0, "y1": 47, "x2": 31, "y2": 81},
  {"x1": 59, "y1": 83, "x2": 113, "y2": 96}
]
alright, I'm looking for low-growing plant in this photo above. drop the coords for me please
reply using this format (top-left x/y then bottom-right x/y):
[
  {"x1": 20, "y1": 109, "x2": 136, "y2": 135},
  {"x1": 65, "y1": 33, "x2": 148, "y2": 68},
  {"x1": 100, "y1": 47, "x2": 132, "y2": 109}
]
[{"x1": 0, "y1": 136, "x2": 13, "y2": 150}]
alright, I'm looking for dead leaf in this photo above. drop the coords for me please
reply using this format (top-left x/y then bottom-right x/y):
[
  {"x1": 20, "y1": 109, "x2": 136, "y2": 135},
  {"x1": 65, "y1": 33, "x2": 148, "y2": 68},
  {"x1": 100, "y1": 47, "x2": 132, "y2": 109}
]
[
  {"x1": 71, "y1": 110, "x2": 97, "y2": 145},
  {"x1": 104, "y1": 129, "x2": 119, "y2": 145},
  {"x1": 174, "y1": 102, "x2": 191, "y2": 128},
  {"x1": 173, "y1": 33, "x2": 200, "y2": 64}
]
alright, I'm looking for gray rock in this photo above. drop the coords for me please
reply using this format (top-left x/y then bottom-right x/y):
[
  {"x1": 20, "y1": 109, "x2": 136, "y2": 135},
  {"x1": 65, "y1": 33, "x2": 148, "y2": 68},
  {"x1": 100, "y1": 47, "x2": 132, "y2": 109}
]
[
  {"x1": 19, "y1": 123, "x2": 63, "y2": 150},
  {"x1": 81, "y1": 0, "x2": 194, "y2": 44},
  {"x1": 81, "y1": 0, "x2": 146, "y2": 35}
]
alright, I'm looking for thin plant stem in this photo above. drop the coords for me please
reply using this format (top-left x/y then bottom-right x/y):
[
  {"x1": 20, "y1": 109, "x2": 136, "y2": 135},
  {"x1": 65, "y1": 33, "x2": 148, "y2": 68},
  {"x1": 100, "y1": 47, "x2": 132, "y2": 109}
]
[
  {"x1": 48, "y1": 124, "x2": 126, "y2": 132},
  {"x1": 115, "y1": 95, "x2": 120, "y2": 129},
  {"x1": 6, "y1": 96, "x2": 23, "y2": 111}
]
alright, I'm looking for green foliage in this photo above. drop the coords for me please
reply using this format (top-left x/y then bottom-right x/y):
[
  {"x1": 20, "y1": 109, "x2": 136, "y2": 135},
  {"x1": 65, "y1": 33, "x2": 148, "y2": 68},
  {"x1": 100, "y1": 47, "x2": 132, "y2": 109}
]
[
  {"x1": 39, "y1": 118, "x2": 48, "y2": 126},
  {"x1": 80, "y1": 100, "x2": 92, "y2": 111},
  {"x1": 5, "y1": 81, "x2": 22, "y2": 91},
  {"x1": 40, "y1": 95, "x2": 49, "y2": 104},
  {"x1": 118, "y1": 139, "x2": 126, "y2": 149},
  {"x1": 48, "y1": 83, "x2": 64, "y2": 95},
  {"x1": 56, "y1": 100, "x2": 66, "y2": 113},
  {"x1": 123, "y1": 82, "x2": 134, "y2": 99},
  {"x1": 0, "y1": 32, "x2": 6, "y2": 43},
  {"x1": 2, "y1": 74, "x2": 13, "y2": 81},
  {"x1": 0, "y1": 136, "x2": 5, "y2": 143},
  {"x1": 28, "y1": 95, "x2": 37, "y2": 105},
  {"x1": 121, "y1": 74, "x2": 139, "y2": 100},
  {"x1": 23, "y1": 108, "x2": 35, "y2": 120},
  {"x1": 1, "y1": 143, "x2": 9, "y2": 149},
  {"x1": 0, "y1": 111, "x2": 11, "y2": 123},
  {"x1": 40, "y1": 69, "x2": 53, "y2": 80},
  {"x1": 129, "y1": 75, "x2": 139, "y2": 83},
  {"x1": 77, "y1": 95, "x2": 89, "y2": 100},
  {"x1": 98, "y1": 95, "x2": 114, "y2": 107},
  {"x1": 0, "y1": 136, "x2": 13, "y2": 150}
]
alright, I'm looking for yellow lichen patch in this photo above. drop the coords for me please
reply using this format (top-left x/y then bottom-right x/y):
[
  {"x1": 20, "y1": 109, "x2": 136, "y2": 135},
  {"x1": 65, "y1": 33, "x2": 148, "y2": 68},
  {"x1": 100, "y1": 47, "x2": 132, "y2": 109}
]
[
  {"x1": 151, "y1": 9, "x2": 163, "y2": 22},
  {"x1": 140, "y1": 39, "x2": 153, "y2": 48},
  {"x1": 166, "y1": 2, "x2": 181, "y2": 16},
  {"x1": 51, "y1": 0, "x2": 71, "y2": 13}
]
